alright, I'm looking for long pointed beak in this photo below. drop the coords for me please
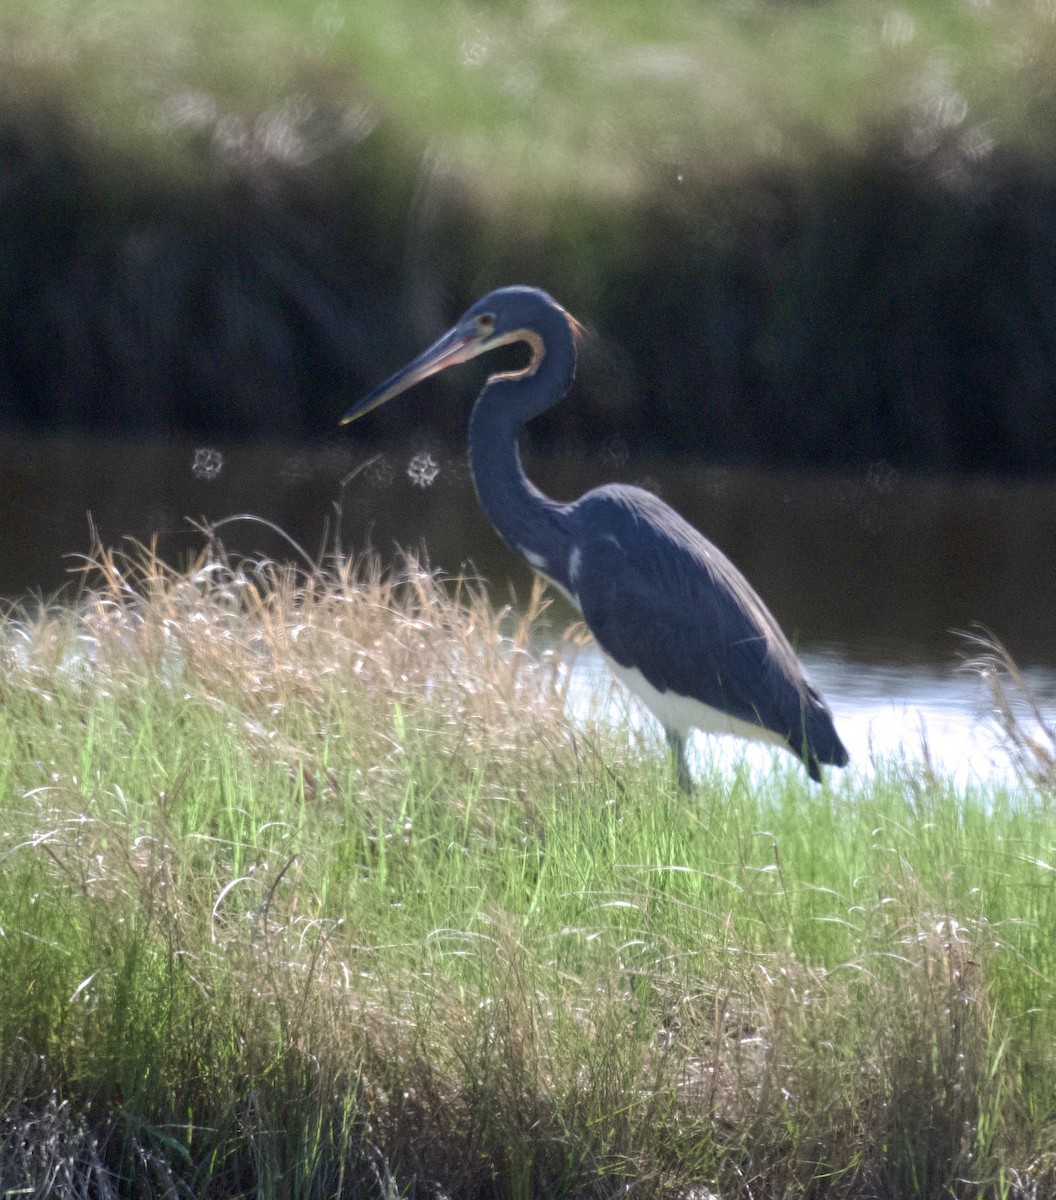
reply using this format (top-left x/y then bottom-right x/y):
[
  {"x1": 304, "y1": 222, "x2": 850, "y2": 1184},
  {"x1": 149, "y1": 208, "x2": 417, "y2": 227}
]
[{"x1": 340, "y1": 325, "x2": 484, "y2": 425}]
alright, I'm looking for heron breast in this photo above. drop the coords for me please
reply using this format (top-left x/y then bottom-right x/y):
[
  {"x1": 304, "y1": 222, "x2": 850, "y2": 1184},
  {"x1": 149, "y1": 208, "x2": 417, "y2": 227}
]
[{"x1": 601, "y1": 652, "x2": 793, "y2": 751}]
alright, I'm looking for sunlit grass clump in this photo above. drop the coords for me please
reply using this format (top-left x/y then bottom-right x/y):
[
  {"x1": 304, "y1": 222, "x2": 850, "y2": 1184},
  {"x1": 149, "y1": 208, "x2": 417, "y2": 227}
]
[{"x1": 2, "y1": 542, "x2": 1056, "y2": 1197}]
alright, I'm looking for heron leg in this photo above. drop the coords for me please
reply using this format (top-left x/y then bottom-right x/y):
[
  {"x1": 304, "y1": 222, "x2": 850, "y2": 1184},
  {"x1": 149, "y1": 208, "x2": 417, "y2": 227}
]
[{"x1": 665, "y1": 729, "x2": 694, "y2": 794}]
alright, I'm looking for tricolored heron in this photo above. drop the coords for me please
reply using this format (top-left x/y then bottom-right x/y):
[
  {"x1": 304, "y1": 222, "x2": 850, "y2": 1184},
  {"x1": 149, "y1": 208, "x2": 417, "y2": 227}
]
[{"x1": 341, "y1": 286, "x2": 848, "y2": 789}]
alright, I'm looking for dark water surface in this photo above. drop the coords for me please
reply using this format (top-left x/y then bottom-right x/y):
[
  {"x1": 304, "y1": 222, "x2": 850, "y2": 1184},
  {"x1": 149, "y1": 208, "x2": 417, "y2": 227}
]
[{"x1": 4, "y1": 433, "x2": 1054, "y2": 782}]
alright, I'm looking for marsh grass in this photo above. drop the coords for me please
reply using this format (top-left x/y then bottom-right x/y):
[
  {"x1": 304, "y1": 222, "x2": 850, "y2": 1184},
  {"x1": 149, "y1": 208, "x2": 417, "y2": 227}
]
[
  {"x1": 1, "y1": 541, "x2": 1056, "y2": 1197},
  {"x1": 961, "y1": 629, "x2": 1056, "y2": 792}
]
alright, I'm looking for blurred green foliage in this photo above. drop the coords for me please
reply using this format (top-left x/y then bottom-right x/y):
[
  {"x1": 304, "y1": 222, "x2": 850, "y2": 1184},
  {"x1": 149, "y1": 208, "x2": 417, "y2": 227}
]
[
  {"x1": 4, "y1": 0, "x2": 1054, "y2": 200},
  {"x1": 2, "y1": 0, "x2": 1056, "y2": 469}
]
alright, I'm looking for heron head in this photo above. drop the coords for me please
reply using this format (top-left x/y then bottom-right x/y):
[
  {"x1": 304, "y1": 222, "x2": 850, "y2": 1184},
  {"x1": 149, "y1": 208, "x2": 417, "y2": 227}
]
[{"x1": 340, "y1": 286, "x2": 582, "y2": 425}]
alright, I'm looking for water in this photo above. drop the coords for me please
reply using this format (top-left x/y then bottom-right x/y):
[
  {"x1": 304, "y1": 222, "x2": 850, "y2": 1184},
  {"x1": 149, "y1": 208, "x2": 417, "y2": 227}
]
[
  {"x1": 565, "y1": 642, "x2": 1055, "y2": 790},
  {"x1": 3, "y1": 433, "x2": 1054, "y2": 785}
]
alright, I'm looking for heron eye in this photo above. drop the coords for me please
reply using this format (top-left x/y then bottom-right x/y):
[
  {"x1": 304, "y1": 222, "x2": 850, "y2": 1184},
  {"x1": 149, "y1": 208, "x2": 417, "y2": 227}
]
[{"x1": 476, "y1": 315, "x2": 494, "y2": 333}]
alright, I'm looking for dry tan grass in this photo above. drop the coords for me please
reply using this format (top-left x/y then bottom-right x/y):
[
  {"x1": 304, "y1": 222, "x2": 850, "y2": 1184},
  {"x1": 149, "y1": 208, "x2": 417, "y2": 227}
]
[
  {"x1": 39, "y1": 530, "x2": 585, "y2": 801},
  {"x1": 960, "y1": 628, "x2": 1056, "y2": 790}
]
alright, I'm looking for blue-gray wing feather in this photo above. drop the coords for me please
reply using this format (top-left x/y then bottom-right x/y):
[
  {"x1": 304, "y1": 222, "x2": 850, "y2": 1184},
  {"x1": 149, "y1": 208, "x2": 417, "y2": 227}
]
[{"x1": 568, "y1": 485, "x2": 847, "y2": 770}]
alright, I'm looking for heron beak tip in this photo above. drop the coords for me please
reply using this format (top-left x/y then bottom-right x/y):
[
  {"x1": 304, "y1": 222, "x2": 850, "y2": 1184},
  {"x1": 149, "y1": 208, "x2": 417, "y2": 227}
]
[{"x1": 339, "y1": 327, "x2": 485, "y2": 429}]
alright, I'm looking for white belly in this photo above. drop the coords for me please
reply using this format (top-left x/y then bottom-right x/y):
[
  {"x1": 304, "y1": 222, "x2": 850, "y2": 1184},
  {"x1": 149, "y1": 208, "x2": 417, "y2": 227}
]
[
  {"x1": 600, "y1": 652, "x2": 792, "y2": 752},
  {"x1": 521, "y1": 563, "x2": 789, "y2": 754}
]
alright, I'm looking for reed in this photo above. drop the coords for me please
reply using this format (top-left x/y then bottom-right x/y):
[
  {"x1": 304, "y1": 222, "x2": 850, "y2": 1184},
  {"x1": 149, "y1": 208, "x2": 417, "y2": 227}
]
[{"x1": 1, "y1": 541, "x2": 1055, "y2": 1197}]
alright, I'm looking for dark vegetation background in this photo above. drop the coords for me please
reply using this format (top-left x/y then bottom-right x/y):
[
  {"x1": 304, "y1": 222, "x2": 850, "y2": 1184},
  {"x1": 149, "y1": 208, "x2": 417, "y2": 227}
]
[{"x1": 2, "y1": 4, "x2": 1056, "y2": 476}]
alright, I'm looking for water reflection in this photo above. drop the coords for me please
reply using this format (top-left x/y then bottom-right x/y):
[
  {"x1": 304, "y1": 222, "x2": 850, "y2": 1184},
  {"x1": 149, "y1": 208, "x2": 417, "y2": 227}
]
[
  {"x1": 560, "y1": 645, "x2": 1056, "y2": 791},
  {"x1": 6, "y1": 434, "x2": 1054, "y2": 659},
  {"x1": 2, "y1": 433, "x2": 1054, "y2": 784}
]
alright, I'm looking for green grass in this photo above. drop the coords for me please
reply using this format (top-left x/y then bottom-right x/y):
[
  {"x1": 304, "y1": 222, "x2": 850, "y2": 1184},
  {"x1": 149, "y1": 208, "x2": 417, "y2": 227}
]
[{"x1": 1, "y1": 540, "x2": 1056, "y2": 1196}]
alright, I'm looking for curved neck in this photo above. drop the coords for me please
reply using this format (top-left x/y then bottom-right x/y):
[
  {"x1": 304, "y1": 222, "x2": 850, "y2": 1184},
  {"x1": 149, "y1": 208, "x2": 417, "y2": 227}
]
[
  {"x1": 467, "y1": 313, "x2": 577, "y2": 590},
  {"x1": 469, "y1": 381, "x2": 570, "y2": 587}
]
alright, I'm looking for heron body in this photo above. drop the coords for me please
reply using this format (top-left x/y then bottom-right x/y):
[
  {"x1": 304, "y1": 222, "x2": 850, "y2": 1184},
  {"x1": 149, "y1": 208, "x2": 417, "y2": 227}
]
[{"x1": 342, "y1": 286, "x2": 848, "y2": 787}]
